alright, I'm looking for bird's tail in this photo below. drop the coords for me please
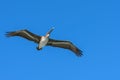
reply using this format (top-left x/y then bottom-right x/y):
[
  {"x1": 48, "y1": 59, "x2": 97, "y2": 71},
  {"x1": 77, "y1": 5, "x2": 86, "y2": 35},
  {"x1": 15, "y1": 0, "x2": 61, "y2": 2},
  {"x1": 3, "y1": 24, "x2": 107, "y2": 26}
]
[{"x1": 36, "y1": 47, "x2": 42, "y2": 50}]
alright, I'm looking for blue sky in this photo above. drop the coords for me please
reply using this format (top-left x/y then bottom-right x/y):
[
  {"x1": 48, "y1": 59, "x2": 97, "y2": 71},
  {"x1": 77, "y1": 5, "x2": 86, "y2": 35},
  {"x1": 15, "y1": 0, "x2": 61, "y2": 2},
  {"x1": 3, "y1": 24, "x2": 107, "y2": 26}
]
[{"x1": 0, "y1": 0, "x2": 120, "y2": 80}]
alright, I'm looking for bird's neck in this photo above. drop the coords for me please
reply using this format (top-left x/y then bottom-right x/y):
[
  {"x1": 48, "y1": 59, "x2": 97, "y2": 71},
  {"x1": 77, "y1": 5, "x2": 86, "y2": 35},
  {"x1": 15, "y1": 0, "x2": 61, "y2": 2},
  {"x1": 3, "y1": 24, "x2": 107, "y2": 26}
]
[{"x1": 45, "y1": 34, "x2": 50, "y2": 38}]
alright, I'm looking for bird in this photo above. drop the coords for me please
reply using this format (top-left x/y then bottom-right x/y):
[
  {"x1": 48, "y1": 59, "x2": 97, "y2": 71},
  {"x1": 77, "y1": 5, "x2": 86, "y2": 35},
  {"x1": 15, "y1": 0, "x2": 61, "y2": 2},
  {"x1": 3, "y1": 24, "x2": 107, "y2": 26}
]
[{"x1": 6, "y1": 27, "x2": 83, "y2": 56}]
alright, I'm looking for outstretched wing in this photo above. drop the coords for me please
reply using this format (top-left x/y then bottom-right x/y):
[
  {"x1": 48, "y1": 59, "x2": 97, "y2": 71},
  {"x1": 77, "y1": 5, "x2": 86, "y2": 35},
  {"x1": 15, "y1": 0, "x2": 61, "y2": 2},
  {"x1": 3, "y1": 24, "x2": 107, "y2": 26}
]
[
  {"x1": 6, "y1": 29, "x2": 41, "y2": 43},
  {"x1": 47, "y1": 39, "x2": 83, "y2": 56}
]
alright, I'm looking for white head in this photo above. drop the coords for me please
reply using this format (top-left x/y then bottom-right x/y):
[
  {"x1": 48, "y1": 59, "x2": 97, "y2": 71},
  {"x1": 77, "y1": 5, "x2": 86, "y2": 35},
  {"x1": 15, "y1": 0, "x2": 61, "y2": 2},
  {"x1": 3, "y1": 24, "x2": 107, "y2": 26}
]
[{"x1": 45, "y1": 27, "x2": 54, "y2": 38}]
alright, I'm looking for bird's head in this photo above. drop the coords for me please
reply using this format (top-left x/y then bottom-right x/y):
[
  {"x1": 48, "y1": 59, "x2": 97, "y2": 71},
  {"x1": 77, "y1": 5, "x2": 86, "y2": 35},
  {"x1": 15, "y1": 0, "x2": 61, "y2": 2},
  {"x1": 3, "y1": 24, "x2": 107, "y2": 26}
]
[{"x1": 45, "y1": 27, "x2": 54, "y2": 38}]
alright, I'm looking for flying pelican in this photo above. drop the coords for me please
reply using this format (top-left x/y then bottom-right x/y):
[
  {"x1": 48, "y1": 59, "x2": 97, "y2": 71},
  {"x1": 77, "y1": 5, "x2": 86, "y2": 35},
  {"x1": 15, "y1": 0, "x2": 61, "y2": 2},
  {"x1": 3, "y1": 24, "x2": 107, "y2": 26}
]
[{"x1": 6, "y1": 28, "x2": 83, "y2": 56}]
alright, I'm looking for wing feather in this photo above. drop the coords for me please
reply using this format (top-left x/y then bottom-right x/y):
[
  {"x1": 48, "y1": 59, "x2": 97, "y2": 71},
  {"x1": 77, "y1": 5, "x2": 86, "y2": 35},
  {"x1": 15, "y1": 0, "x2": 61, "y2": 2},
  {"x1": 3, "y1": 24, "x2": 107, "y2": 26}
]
[
  {"x1": 6, "y1": 29, "x2": 41, "y2": 43},
  {"x1": 47, "y1": 39, "x2": 83, "y2": 56}
]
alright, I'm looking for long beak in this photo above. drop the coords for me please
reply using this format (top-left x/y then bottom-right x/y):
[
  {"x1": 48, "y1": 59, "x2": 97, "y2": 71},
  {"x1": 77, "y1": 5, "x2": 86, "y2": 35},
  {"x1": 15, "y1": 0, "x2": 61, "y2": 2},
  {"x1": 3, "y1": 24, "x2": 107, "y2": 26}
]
[{"x1": 46, "y1": 27, "x2": 54, "y2": 35}]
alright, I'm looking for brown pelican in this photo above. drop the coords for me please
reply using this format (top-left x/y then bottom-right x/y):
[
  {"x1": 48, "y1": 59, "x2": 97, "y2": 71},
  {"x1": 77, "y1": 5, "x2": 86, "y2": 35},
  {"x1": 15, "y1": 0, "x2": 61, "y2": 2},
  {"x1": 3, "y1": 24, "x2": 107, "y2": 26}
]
[{"x1": 6, "y1": 28, "x2": 82, "y2": 56}]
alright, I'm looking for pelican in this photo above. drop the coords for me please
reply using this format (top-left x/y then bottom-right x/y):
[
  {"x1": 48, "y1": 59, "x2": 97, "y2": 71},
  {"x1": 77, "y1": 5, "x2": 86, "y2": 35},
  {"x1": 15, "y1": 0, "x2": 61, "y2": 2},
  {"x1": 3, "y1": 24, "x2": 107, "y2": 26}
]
[{"x1": 6, "y1": 28, "x2": 83, "y2": 56}]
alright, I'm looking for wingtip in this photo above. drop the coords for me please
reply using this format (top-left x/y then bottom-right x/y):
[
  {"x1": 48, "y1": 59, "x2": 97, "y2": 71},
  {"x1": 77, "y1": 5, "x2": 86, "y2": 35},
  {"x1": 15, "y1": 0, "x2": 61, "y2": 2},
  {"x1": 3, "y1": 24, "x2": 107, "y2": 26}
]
[
  {"x1": 78, "y1": 52, "x2": 83, "y2": 57},
  {"x1": 77, "y1": 53, "x2": 83, "y2": 57},
  {"x1": 5, "y1": 31, "x2": 15, "y2": 37},
  {"x1": 5, "y1": 32, "x2": 11, "y2": 37},
  {"x1": 76, "y1": 49, "x2": 83, "y2": 57}
]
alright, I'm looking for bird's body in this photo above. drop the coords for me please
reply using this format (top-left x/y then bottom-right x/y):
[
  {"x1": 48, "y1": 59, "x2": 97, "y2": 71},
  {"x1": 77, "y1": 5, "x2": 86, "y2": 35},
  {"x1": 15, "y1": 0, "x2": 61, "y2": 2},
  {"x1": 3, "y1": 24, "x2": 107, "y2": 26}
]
[
  {"x1": 37, "y1": 36, "x2": 49, "y2": 50},
  {"x1": 6, "y1": 28, "x2": 83, "y2": 56}
]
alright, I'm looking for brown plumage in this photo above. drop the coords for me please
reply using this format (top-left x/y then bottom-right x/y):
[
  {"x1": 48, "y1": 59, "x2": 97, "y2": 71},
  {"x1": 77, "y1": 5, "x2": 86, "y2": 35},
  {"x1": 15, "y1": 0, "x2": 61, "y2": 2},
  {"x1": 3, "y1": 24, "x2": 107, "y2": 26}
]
[
  {"x1": 47, "y1": 39, "x2": 82, "y2": 56},
  {"x1": 6, "y1": 29, "x2": 83, "y2": 56},
  {"x1": 6, "y1": 29, "x2": 41, "y2": 43}
]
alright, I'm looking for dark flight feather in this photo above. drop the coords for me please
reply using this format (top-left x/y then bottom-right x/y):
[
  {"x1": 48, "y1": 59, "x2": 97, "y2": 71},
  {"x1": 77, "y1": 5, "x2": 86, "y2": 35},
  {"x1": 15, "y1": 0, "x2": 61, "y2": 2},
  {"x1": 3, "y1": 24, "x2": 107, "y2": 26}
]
[
  {"x1": 6, "y1": 29, "x2": 83, "y2": 57},
  {"x1": 6, "y1": 29, "x2": 41, "y2": 43},
  {"x1": 47, "y1": 39, "x2": 83, "y2": 56}
]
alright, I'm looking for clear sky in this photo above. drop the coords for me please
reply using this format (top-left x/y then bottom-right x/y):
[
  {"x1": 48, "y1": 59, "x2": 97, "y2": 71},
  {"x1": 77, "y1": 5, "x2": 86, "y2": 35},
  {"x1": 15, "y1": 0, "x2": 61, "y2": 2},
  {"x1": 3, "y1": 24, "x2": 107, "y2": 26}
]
[{"x1": 0, "y1": 0, "x2": 120, "y2": 80}]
